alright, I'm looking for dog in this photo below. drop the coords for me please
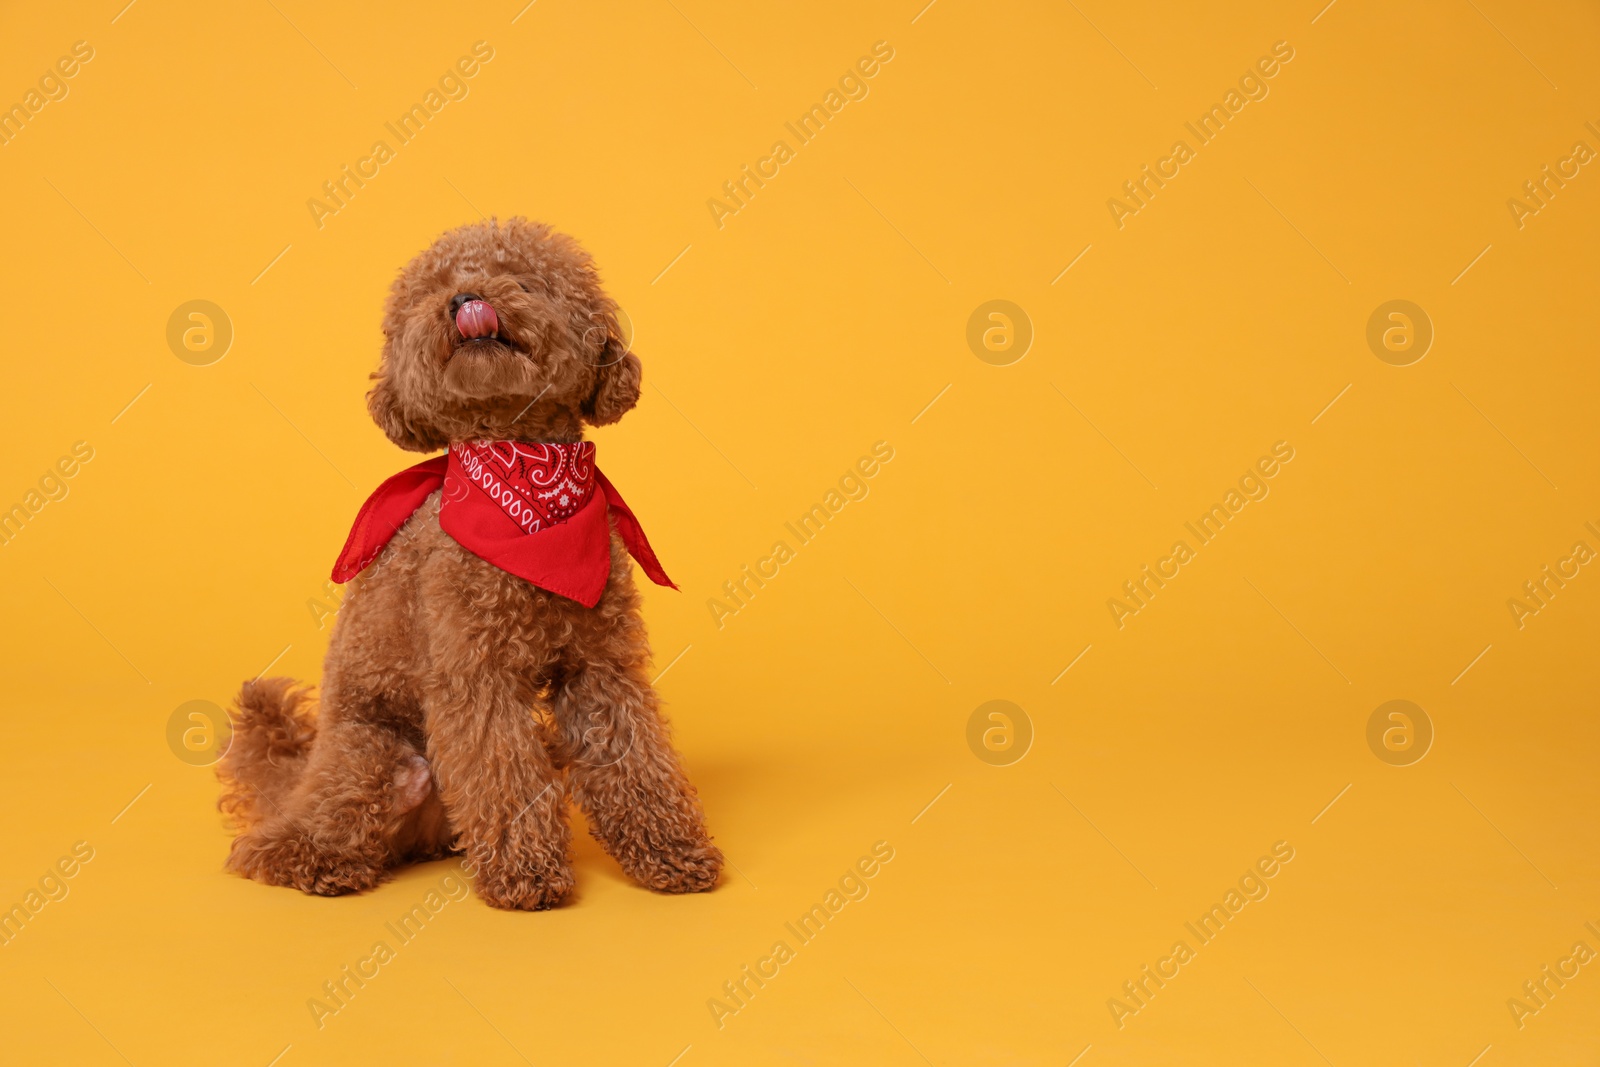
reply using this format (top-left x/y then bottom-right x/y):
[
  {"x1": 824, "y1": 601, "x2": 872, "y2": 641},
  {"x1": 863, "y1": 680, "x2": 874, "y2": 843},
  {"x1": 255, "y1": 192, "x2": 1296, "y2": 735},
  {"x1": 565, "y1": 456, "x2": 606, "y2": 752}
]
[{"x1": 217, "y1": 218, "x2": 722, "y2": 909}]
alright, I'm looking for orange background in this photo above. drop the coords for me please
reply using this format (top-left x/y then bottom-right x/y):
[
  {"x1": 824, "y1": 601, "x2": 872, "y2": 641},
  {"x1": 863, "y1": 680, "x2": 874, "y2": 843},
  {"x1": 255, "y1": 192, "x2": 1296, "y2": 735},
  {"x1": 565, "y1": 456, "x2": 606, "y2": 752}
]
[{"x1": 1, "y1": 1, "x2": 1597, "y2": 1064}]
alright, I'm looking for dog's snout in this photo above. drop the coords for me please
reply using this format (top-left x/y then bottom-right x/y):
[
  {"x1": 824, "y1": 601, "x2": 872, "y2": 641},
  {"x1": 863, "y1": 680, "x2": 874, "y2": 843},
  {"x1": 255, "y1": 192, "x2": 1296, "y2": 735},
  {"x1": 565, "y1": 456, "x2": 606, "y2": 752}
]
[
  {"x1": 449, "y1": 293, "x2": 482, "y2": 316},
  {"x1": 454, "y1": 296, "x2": 500, "y2": 342}
]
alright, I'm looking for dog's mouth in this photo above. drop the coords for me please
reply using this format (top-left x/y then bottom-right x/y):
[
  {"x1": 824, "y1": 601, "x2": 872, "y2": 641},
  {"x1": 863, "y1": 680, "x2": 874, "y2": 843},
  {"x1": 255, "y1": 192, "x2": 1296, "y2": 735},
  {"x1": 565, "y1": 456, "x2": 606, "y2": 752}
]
[
  {"x1": 455, "y1": 335, "x2": 517, "y2": 356},
  {"x1": 441, "y1": 294, "x2": 545, "y2": 400},
  {"x1": 450, "y1": 298, "x2": 521, "y2": 357}
]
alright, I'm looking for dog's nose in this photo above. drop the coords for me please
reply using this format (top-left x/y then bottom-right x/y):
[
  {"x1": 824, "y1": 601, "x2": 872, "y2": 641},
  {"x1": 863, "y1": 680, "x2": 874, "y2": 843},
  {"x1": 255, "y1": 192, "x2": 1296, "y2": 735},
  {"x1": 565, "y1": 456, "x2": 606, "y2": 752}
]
[{"x1": 449, "y1": 293, "x2": 482, "y2": 316}]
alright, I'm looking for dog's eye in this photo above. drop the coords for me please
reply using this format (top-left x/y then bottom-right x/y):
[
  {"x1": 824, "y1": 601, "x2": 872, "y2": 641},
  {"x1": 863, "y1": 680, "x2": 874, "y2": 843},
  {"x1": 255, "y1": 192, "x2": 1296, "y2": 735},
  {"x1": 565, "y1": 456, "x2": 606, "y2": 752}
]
[{"x1": 517, "y1": 281, "x2": 532, "y2": 293}]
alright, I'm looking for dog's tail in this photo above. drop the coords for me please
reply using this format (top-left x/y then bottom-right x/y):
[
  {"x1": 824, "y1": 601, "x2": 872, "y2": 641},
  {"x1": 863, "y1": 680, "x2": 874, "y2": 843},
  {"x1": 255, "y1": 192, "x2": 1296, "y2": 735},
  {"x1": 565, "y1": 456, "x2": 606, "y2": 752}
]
[{"x1": 217, "y1": 677, "x2": 317, "y2": 829}]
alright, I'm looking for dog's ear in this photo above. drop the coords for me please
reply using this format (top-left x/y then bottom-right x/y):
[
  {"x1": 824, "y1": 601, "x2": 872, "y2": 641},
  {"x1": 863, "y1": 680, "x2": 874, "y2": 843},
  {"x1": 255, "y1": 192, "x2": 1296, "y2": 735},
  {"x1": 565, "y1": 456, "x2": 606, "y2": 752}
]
[
  {"x1": 582, "y1": 336, "x2": 642, "y2": 427},
  {"x1": 367, "y1": 370, "x2": 445, "y2": 452}
]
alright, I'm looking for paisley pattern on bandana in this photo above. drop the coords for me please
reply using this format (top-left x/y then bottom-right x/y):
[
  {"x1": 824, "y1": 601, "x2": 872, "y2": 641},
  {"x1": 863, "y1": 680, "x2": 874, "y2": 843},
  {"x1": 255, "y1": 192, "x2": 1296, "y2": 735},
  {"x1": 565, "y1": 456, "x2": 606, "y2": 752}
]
[
  {"x1": 449, "y1": 441, "x2": 596, "y2": 534},
  {"x1": 331, "y1": 440, "x2": 675, "y2": 607}
]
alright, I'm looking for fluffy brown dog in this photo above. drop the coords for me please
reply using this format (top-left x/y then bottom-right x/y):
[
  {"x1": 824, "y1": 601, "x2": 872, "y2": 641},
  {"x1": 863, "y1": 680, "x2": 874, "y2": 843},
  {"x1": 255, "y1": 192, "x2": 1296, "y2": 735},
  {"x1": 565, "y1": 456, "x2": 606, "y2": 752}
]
[{"x1": 217, "y1": 218, "x2": 721, "y2": 909}]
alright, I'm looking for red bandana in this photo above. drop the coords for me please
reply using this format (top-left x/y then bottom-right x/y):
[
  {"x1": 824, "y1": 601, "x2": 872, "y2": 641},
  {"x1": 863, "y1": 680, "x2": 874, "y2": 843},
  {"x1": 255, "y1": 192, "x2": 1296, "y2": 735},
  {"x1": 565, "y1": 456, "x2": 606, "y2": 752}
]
[{"x1": 332, "y1": 441, "x2": 675, "y2": 607}]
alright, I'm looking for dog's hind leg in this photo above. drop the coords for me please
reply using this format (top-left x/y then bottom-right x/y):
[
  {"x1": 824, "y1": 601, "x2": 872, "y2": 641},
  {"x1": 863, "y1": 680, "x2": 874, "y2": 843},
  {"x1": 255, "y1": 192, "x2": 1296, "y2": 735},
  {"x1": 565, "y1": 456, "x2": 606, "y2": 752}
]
[{"x1": 224, "y1": 695, "x2": 439, "y2": 896}]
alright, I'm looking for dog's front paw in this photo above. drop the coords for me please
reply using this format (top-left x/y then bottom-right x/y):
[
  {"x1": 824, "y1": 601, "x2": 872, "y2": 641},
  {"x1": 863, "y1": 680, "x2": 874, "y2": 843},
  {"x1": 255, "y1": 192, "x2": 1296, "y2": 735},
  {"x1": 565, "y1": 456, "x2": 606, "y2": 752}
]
[
  {"x1": 227, "y1": 831, "x2": 385, "y2": 896},
  {"x1": 471, "y1": 854, "x2": 574, "y2": 911},
  {"x1": 626, "y1": 839, "x2": 724, "y2": 894}
]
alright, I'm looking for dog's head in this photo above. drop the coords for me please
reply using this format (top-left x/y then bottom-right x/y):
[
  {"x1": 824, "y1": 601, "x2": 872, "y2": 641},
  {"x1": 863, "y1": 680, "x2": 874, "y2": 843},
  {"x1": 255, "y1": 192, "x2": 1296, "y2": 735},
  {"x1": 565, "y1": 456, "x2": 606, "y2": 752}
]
[{"x1": 367, "y1": 218, "x2": 640, "y2": 450}]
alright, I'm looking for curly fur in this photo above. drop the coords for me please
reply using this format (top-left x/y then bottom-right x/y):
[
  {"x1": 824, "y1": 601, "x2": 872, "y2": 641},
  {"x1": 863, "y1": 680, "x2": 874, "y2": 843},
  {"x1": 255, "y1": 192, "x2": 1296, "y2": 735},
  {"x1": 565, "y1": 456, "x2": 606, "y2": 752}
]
[{"x1": 216, "y1": 218, "x2": 721, "y2": 909}]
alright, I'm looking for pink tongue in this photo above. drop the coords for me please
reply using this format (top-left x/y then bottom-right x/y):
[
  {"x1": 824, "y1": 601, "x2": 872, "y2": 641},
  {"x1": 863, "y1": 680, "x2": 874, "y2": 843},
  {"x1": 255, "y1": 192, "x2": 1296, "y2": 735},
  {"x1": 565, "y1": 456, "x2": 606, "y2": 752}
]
[{"x1": 456, "y1": 300, "x2": 499, "y2": 340}]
